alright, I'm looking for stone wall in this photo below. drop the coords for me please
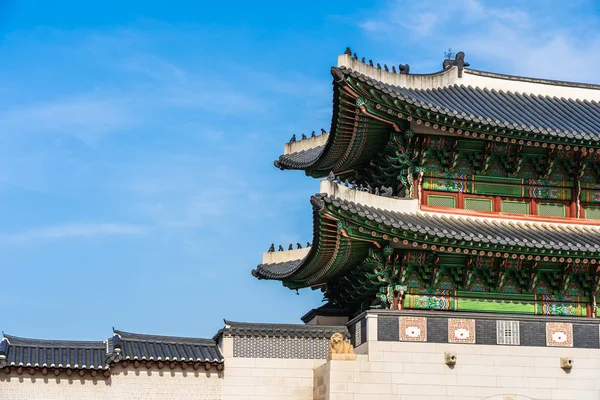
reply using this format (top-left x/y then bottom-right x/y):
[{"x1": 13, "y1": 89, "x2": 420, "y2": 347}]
[
  {"x1": 222, "y1": 357, "x2": 325, "y2": 400},
  {"x1": 318, "y1": 340, "x2": 600, "y2": 400},
  {"x1": 0, "y1": 366, "x2": 223, "y2": 400}
]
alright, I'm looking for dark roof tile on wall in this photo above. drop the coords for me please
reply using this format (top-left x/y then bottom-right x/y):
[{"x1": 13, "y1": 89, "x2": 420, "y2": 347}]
[
  {"x1": 111, "y1": 330, "x2": 223, "y2": 363},
  {"x1": 215, "y1": 320, "x2": 347, "y2": 340},
  {"x1": 0, "y1": 335, "x2": 108, "y2": 370}
]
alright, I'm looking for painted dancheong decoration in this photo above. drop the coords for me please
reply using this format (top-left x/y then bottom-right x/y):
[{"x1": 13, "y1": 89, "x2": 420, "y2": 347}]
[{"x1": 254, "y1": 47, "x2": 600, "y2": 320}]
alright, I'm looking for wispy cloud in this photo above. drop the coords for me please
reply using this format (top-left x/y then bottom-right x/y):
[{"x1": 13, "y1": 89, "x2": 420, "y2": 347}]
[
  {"x1": 359, "y1": 0, "x2": 600, "y2": 82},
  {"x1": 1, "y1": 222, "x2": 147, "y2": 244},
  {"x1": 0, "y1": 97, "x2": 137, "y2": 144}
]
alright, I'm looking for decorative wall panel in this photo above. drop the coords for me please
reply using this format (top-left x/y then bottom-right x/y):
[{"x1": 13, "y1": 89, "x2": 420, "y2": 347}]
[
  {"x1": 448, "y1": 319, "x2": 476, "y2": 344},
  {"x1": 399, "y1": 317, "x2": 427, "y2": 342}
]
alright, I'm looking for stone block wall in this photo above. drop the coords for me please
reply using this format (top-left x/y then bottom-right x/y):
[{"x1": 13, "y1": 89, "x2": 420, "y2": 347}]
[
  {"x1": 320, "y1": 340, "x2": 600, "y2": 400},
  {"x1": 0, "y1": 366, "x2": 223, "y2": 399},
  {"x1": 222, "y1": 356, "x2": 325, "y2": 400}
]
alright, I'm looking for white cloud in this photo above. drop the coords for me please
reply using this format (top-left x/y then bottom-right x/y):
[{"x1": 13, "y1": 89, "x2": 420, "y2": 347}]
[
  {"x1": 358, "y1": 0, "x2": 600, "y2": 83},
  {"x1": 1, "y1": 222, "x2": 147, "y2": 244},
  {"x1": 0, "y1": 97, "x2": 137, "y2": 144}
]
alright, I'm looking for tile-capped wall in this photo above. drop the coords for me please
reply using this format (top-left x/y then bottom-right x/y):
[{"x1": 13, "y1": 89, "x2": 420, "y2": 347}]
[
  {"x1": 399, "y1": 316, "x2": 427, "y2": 342},
  {"x1": 448, "y1": 318, "x2": 476, "y2": 344},
  {"x1": 546, "y1": 322, "x2": 573, "y2": 347}
]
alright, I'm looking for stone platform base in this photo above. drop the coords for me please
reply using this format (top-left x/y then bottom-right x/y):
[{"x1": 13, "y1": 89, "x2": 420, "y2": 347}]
[{"x1": 328, "y1": 353, "x2": 357, "y2": 361}]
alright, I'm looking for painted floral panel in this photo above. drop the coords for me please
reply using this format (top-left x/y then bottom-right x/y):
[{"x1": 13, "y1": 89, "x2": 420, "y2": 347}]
[
  {"x1": 546, "y1": 322, "x2": 573, "y2": 347},
  {"x1": 399, "y1": 317, "x2": 427, "y2": 342},
  {"x1": 448, "y1": 319, "x2": 476, "y2": 344}
]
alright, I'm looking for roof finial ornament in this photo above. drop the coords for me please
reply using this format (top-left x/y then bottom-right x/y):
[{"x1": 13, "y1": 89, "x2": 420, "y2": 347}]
[
  {"x1": 392, "y1": 66, "x2": 397, "y2": 73},
  {"x1": 384, "y1": 64, "x2": 389, "y2": 72},
  {"x1": 321, "y1": 128, "x2": 327, "y2": 134},
  {"x1": 353, "y1": 53, "x2": 358, "y2": 60},
  {"x1": 344, "y1": 47, "x2": 352, "y2": 55},
  {"x1": 377, "y1": 63, "x2": 381, "y2": 70},
  {"x1": 361, "y1": 57, "x2": 366, "y2": 63},
  {"x1": 288, "y1": 244, "x2": 293, "y2": 251},
  {"x1": 290, "y1": 134, "x2": 296, "y2": 143},
  {"x1": 297, "y1": 243, "x2": 302, "y2": 249},
  {"x1": 399, "y1": 64, "x2": 410, "y2": 74},
  {"x1": 301, "y1": 133, "x2": 307, "y2": 140},
  {"x1": 278, "y1": 245, "x2": 284, "y2": 252},
  {"x1": 311, "y1": 130, "x2": 316, "y2": 137},
  {"x1": 369, "y1": 60, "x2": 374, "y2": 66},
  {"x1": 268, "y1": 243, "x2": 275, "y2": 252},
  {"x1": 381, "y1": 186, "x2": 393, "y2": 197},
  {"x1": 307, "y1": 242, "x2": 311, "y2": 247},
  {"x1": 443, "y1": 49, "x2": 469, "y2": 78},
  {"x1": 327, "y1": 171, "x2": 336, "y2": 181}
]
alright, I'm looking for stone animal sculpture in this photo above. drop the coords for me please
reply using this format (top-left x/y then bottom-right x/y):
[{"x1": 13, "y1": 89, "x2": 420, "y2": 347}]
[{"x1": 329, "y1": 332, "x2": 355, "y2": 354}]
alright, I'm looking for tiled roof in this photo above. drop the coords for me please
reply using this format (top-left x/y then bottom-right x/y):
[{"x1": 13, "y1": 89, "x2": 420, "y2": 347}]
[
  {"x1": 215, "y1": 320, "x2": 348, "y2": 339},
  {"x1": 253, "y1": 191, "x2": 600, "y2": 286},
  {"x1": 319, "y1": 194, "x2": 600, "y2": 254},
  {"x1": 275, "y1": 145, "x2": 325, "y2": 170},
  {"x1": 340, "y1": 67, "x2": 600, "y2": 141},
  {"x1": 0, "y1": 335, "x2": 108, "y2": 370},
  {"x1": 111, "y1": 330, "x2": 223, "y2": 364},
  {"x1": 253, "y1": 259, "x2": 303, "y2": 280}
]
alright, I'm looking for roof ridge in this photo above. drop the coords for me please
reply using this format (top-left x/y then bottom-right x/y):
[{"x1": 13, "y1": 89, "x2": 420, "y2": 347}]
[
  {"x1": 223, "y1": 320, "x2": 345, "y2": 330},
  {"x1": 465, "y1": 68, "x2": 600, "y2": 91},
  {"x1": 3, "y1": 334, "x2": 105, "y2": 347},
  {"x1": 113, "y1": 330, "x2": 215, "y2": 344}
]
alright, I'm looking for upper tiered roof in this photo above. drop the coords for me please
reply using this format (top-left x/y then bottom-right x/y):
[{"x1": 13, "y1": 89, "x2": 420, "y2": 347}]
[{"x1": 277, "y1": 49, "x2": 600, "y2": 177}]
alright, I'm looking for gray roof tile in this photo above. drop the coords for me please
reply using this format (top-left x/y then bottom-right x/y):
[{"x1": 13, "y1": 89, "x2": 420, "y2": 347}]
[
  {"x1": 340, "y1": 67, "x2": 600, "y2": 140},
  {"x1": 215, "y1": 320, "x2": 347, "y2": 340},
  {"x1": 112, "y1": 330, "x2": 223, "y2": 363},
  {"x1": 0, "y1": 335, "x2": 108, "y2": 370}
]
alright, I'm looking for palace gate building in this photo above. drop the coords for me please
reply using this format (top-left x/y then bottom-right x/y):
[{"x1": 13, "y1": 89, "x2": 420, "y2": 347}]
[{"x1": 3, "y1": 49, "x2": 600, "y2": 400}]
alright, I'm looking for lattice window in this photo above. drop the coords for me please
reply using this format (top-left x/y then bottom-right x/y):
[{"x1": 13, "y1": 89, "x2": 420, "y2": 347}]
[
  {"x1": 474, "y1": 182, "x2": 522, "y2": 197},
  {"x1": 585, "y1": 206, "x2": 600, "y2": 220},
  {"x1": 538, "y1": 202, "x2": 566, "y2": 217},
  {"x1": 497, "y1": 321, "x2": 520, "y2": 345},
  {"x1": 464, "y1": 197, "x2": 493, "y2": 212},
  {"x1": 427, "y1": 195, "x2": 456, "y2": 208},
  {"x1": 501, "y1": 200, "x2": 529, "y2": 215}
]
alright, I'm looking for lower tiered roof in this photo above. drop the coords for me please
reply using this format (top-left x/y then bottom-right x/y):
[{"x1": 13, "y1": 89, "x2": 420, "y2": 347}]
[{"x1": 253, "y1": 181, "x2": 600, "y2": 296}]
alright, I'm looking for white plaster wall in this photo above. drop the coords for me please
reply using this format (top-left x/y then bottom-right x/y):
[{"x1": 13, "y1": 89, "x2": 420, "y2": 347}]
[
  {"x1": 284, "y1": 134, "x2": 329, "y2": 155},
  {"x1": 319, "y1": 180, "x2": 419, "y2": 213},
  {"x1": 0, "y1": 366, "x2": 223, "y2": 400},
  {"x1": 262, "y1": 248, "x2": 310, "y2": 264},
  {"x1": 319, "y1": 341, "x2": 600, "y2": 400}
]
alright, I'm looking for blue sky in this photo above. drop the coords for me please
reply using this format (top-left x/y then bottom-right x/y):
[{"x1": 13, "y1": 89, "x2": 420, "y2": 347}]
[{"x1": 0, "y1": 0, "x2": 599, "y2": 341}]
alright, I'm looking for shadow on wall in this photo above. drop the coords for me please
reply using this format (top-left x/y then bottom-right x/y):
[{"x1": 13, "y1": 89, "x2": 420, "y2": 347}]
[{"x1": 0, "y1": 376, "x2": 110, "y2": 386}]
